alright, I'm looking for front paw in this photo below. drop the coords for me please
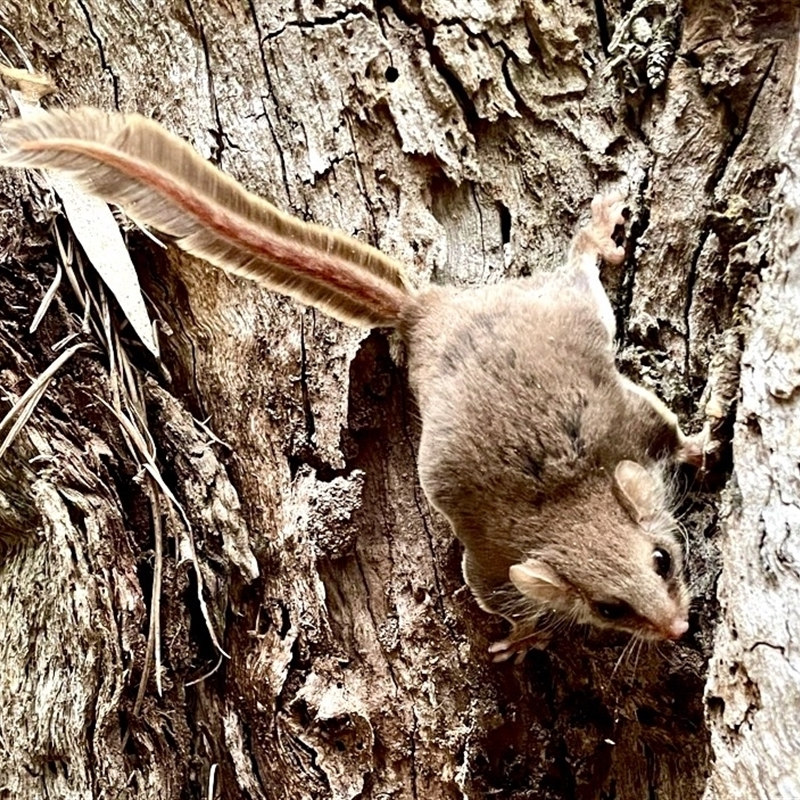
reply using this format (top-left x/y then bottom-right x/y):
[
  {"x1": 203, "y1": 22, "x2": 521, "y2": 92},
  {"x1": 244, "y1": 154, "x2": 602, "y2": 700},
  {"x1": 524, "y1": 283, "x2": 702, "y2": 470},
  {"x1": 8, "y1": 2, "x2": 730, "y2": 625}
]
[
  {"x1": 488, "y1": 629, "x2": 552, "y2": 663},
  {"x1": 678, "y1": 424, "x2": 718, "y2": 470}
]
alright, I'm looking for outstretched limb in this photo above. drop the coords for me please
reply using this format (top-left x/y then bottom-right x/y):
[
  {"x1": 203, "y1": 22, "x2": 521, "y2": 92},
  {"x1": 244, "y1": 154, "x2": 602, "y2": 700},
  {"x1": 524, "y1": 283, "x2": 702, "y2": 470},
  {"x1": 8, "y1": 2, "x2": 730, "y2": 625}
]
[
  {"x1": 567, "y1": 192, "x2": 627, "y2": 340},
  {"x1": 620, "y1": 374, "x2": 710, "y2": 467}
]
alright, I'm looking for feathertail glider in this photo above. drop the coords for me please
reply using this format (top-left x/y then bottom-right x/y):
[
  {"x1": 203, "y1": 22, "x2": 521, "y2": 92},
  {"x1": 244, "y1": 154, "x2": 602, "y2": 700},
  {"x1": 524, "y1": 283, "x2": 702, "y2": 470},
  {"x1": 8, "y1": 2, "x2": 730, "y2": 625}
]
[{"x1": 0, "y1": 107, "x2": 412, "y2": 327}]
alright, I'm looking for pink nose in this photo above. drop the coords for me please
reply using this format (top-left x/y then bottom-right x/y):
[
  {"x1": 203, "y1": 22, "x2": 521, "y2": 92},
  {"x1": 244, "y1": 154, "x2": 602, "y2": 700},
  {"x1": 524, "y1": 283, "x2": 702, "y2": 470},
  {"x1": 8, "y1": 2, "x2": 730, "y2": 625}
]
[{"x1": 667, "y1": 618, "x2": 689, "y2": 640}]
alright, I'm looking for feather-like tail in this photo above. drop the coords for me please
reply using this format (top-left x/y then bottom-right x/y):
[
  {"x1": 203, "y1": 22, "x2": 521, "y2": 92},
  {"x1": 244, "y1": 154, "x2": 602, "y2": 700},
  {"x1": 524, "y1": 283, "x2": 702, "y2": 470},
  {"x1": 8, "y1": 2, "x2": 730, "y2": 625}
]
[{"x1": 0, "y1": 107, "x2": 413, "y2": 327}]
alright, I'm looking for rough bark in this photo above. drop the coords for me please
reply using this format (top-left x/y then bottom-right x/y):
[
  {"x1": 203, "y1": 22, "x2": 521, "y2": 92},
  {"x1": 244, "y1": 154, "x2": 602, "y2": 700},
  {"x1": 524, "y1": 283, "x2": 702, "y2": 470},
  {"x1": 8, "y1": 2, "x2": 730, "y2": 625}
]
[
  {"x1": 0, "y1": 1, "x2": 796, "y2": 799},
  {"x1": 702, "y1": 37, "x2": 800, "y2": 800}
]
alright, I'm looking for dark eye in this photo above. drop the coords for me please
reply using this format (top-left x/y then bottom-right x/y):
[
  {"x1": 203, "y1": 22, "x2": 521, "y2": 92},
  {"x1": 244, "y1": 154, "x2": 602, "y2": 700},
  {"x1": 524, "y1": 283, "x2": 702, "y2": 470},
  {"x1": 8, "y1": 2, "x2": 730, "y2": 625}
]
[
  {"x1": 653, "y1": 547, "x2": 673, "y2": 579},
  {"x1": 596, "y1": 601, "x2": 630, "y2": 621}
]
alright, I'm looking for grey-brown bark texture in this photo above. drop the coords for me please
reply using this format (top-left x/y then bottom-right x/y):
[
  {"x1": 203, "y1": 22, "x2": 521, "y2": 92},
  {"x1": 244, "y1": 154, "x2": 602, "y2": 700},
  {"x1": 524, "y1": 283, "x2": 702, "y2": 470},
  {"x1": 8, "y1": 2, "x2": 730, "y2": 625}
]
[{"x1": 0, "y1": 1, "x2": 796, "y2": 798}]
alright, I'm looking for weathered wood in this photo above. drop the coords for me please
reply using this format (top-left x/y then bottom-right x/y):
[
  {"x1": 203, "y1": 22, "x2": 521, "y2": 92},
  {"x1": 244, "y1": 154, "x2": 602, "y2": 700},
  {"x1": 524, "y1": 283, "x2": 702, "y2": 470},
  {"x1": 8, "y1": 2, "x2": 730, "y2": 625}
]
[
  {"x1": 703, "y1": 31, "x2": 800, "y2": 799},
  {"x1": 0, "y1": 1, "x2": 797, "y2": 798}
]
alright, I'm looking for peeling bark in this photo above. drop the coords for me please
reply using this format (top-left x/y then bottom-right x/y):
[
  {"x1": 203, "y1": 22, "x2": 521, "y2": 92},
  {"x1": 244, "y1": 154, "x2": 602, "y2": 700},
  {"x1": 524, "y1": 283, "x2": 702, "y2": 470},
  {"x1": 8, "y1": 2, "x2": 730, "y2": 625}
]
[{"x1": 0, "y1": 1, "x2": 797, "y2": 798}]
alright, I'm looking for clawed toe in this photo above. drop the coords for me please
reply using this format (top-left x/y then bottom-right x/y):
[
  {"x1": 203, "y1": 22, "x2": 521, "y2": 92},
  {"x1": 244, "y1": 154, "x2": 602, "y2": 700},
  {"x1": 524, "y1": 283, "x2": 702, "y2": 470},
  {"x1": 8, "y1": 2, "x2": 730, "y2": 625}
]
[
  {"x1": 488, "y1": 630, "x2": 551, "y2": 663},
  {"x1": 604, "y1": 242, "x2": 626, "y2": 265},
  {"x1": 488, "y1": 639, "x2": 523, "y2": 663}
]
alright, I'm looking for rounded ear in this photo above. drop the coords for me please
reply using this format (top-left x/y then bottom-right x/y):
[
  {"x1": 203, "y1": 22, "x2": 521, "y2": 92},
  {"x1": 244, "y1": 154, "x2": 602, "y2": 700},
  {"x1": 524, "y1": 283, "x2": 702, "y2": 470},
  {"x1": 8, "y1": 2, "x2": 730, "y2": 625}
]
[
  {"x1": 509, "y1": 559, "x2": 566, "y2": 603},
  {"x1": 613, "y1": 460, "x2": 661, "y2": 523}
]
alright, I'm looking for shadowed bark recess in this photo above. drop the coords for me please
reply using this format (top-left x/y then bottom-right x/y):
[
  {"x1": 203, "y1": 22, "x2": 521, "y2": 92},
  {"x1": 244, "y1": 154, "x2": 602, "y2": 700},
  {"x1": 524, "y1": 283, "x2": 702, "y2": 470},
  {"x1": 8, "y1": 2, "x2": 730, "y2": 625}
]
[{"x1": 0, "y1": 1, "x2": 797, "y2": 798}]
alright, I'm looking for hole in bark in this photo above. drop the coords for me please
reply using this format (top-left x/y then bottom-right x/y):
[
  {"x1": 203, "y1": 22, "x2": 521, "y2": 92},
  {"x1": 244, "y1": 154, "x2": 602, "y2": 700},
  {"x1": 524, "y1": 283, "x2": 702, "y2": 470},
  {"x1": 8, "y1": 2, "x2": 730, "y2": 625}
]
[
  {"x1": 706, "y1": 695, "x2": 725, "y2": 717},
  {"x1": 123, "y1": 725, "x2": 138, "y2": 756},
  {"x1": 293, "y1": 699, "x2": 312, "y2": 727},
  {"x1": 256, "y1": 607, "x2": 270, "y2": 636},
  {"x1": 385, "y1": 66, "x2": 399, "y2": 82},
  {"x1": 137, "y1": 558, "x2": 154, "y2": 616},
  {"x1": 498, "y1": 202, "x2": 511, "y2": 245},
  {"x1": 636, "y1": 705, "x2": 658, "y2": 726},
  {"x1": 279, "y1": 601, "x2": 291, "y2": 637},
  {"x1": 745, "y1": 413, "x2": 762, "y2": 435}
]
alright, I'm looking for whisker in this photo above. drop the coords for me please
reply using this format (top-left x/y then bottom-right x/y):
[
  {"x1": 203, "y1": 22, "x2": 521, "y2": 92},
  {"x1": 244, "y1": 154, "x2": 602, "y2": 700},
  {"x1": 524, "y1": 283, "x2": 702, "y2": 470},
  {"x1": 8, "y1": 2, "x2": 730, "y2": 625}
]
[
  {"x1": 674, "y1": 518, "x2": 691, "y2": 552},
  {"x1": 612, "y1": 634, "x2": 635, "y2": 677},
  {"x1": 631, "y1": 634, "x2": 646, "y2": 677}
]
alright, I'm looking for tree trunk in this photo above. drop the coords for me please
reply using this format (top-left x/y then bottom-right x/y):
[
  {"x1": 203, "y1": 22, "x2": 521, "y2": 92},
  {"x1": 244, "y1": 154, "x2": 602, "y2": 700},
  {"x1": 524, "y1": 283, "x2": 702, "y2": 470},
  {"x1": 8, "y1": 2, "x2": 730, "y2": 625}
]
[
  {"x1": 0, "y1": 1, "x2": 796, "y2": 798},
  {"x1": 702, "y1": 33, "x2": 800, "y2": 799}
]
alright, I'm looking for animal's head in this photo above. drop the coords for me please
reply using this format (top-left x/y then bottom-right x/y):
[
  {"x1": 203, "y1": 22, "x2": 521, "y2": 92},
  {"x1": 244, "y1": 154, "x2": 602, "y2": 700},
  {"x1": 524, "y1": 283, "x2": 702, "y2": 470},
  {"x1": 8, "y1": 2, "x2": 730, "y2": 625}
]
[{"x1": 509, "y1": 460, "x2": 690, "y2": 641}]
